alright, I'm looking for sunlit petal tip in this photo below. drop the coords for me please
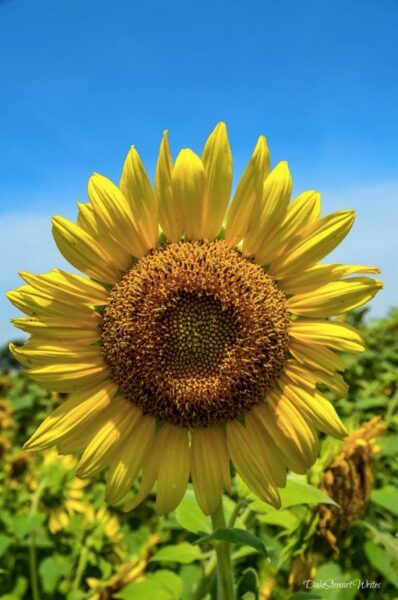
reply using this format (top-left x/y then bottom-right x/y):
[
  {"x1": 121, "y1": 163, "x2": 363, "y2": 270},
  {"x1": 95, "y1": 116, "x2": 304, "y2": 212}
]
[{"x1": 172, "y1": 149, "x2": 206, "y2": 240}]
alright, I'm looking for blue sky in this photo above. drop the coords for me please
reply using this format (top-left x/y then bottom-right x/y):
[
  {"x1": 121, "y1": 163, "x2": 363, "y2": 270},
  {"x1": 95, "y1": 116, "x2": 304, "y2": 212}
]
[{"x1": 1, "y1": 0, "x2": 397, "y2": 342}]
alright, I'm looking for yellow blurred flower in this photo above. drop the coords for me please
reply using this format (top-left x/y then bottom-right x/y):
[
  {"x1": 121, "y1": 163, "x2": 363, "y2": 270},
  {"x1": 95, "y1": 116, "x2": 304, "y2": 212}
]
[
  {"x1": 85, "y1": 505, "x2": 123, "y2": 546},
  {"x1": 37, "y1": 450, "x2": 88, "y2": 534},
  {"x1": 87, "y1": 534, "x2": 159, "y2": 600},
  {"x1": 0, "y1": 399, "x2": 17, "y2": 432}
]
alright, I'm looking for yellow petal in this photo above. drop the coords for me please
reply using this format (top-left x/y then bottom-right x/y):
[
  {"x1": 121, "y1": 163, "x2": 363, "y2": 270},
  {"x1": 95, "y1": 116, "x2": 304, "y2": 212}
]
[
  {"x1": 289, "y1": 340, "x2": 346, "y2": 374},
  {"x1": 24, "y1": 382, "x2": 117, "y2": 451},
  {"x1": 9, "y1": 341, "x2": 102, "y2": 369},
  {"x1": 123, "y1": 435, "x2": 164, "y2": 512},
  {"x1": 156, "y1": 424, "x2": 190, "y2": 515},
  {"x1": 27, "y1": 362, "x2": 108, "y2": 393},
  {"x1": 279, "y1": 263, "x2": 381, "y2": 295},
  {"x1": 225, "y1": 136, "x2": 270, "y2": 246},
  {"x1": 244, "y1": 161, "x2": 292, "y2": 258},
  {"x1": 7, "y1": 286, "x2": 93, "y2": 319},
  {"x1": 56, "y1": 396, "x2": 127, "y2": 454},
  {"x1": 77, "y1": 201, "x2": 98, "y2": 237},
  {"x1": 19, "y1": 269, "x2": 108, "y2": 305},
  {"x1": 286, "y1": 277, "x2": 383, "y2": 317},
  {"x1": 88, "y1": 173, "x2": 148, "y2": 258},
  {"x1": 269, "y1": 210, "x2": 355, "y2": 278},
  {"x1": 120, "y1": 146, "x2": 159, "y2": 249},
  {"x1": 12, "y1": 315, "x2": 100, "y2": 343},
  {"x1": 201, "y1": 122, "x2": 233, "y2": 239},
  {"x1": 289, "y1": 320, "x2": 365, "y2": 353},
  {"x1": 312, "y1": 370, "x2": 349, "y2": 398},
  {"x1": 77, "y1": 399, "x2": 138, "y2": 478},
  {"x1": 52, "y1": 216, "x2": 121, "y2": 283},
  {"x1": 264, "y1": 390, "x2": 319, "y2": 471},
  {"x1": 281, "y1": 384, "x2": 347, "y2": 438},
  {"x1": 259, "y1": 191, "x2": 321, "y2": 264},
  {"x1": 191, "y1": 426, "x2": 231, "y2": 515},
  {"x1": 245, "y1": 411, "x2": 287, "y2": 487},
  {"x1": 105, "y1": 415, "x2": 156, "y2": 503},
  {"x1": 281, "y1": 361, "x2": 316, "y2": 391},
  {"x1": 172, "y1": 149, "x2": 206, "y2": 240},
  {"x1": 155, "y1": 131, "x2": 182, "y2": 242},
  {"x1": 226, "y1": 419, "x2": 281, "y2": 508}
]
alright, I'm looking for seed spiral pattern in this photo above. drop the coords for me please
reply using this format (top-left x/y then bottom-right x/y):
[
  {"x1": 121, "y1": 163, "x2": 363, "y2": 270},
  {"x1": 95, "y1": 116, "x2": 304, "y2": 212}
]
[{"x1": 100, "y1": 240, "x2": 290, "y2": 427}]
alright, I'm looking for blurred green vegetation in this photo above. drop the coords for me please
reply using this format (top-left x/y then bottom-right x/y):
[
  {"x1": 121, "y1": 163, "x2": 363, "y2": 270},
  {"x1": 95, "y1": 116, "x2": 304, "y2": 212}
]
[{"x1": 0, "y1": 309, "x2": 397, "y2": 600}]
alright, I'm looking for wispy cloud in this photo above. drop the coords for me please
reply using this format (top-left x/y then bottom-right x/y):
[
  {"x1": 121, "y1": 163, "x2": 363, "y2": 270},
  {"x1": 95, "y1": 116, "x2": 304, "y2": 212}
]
[{"x1": 1, "y1": 213, "x2": 73, "y2": 343}]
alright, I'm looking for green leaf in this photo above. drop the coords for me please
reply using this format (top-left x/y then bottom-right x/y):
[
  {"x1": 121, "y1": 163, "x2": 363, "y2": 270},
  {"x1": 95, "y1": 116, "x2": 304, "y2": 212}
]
[
  {"x1": 0, "y1": 533, "x2": 12, "y2": 557},
  {"x1": 151, "y1": 542, "x2": 208, "y2": 564},
  {"x1": 360, "y1": 521, "x2": 398, "y2": 563},
  {"x1": 364, "y1": 541, "x2": 398, "y2": 588},
  {"x1": 257, "y1": 509, "x2": 300, "y2": 529},
  {"x1": 193, "y1": 527, "x2": 268, "y2": 556},
  {"x1": 237, "y1": 567, "x2": 259, "y2": 598},
  {"x1": 175, "y1": 488, "x2": 211, "y2": 534},
  {"x1": 377, "y1": 434, "x2": 398, "y2": 456},
  {"x1": 313, "y1": 563, "x2": 360, "y2": 600},
  {"x1": 39, "y1": 555, "x2": 73, "y2": 593},
  {"x1": 12, "y1": 512, "x2": 45, "y2": 540},
  {"x1": 0, "y1": 576, "x2": 28, "y2": 600},
  {"x1": 245, "y1": 476, "x2": 338, "y2": 513},
  {"x1": 371, "y1": 485, "x2": 398, "y2": 516},
  {"x1": 114, "y1": 571, "x2": 182, "y2": 600},
  {"x1": 279, "y1": 478, "x2": 338, "y2": 508},
  {"x1": 180, "y1": 564, "x2": 202, "y2": 600}
]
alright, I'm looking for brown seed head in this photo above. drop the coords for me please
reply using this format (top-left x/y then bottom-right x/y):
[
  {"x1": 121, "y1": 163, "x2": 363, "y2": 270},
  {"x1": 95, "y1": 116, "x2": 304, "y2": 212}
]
[{"x1": 101, "y1": 240, "x2": 289, "y2": 427}]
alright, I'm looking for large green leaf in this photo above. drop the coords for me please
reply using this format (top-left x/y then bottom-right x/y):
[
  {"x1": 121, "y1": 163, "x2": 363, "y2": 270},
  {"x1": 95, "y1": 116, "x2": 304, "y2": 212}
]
[
  {"x1": 371, "y1": 485, "x2": 398, "y2": 516},
  {"x1": 360, "y1": 521, "x2": 398, "y2": 563},
  {"x1": 377, "y1": 434, "x2": 398, "y2": 456},
  {"x1": 364, "y1": 541, "x2": 398, "y2": 588},
  {"x1": 39, "y1": 555, "x2": 73, "y2": 593},
  {"x1": 313, "y1": 563, "x2": 359, "y2": 600},
  {"x1": 174, "y1": 488, "x2": 211, "y2": 534},
  {"x1": 241, "y1": 475, "x2": 338, "y2": 513},
  {"x1": 151, "y1": 542, "x2": 208, "y2": 564},
  {"x1": 12, "y1": 512, "x2": 45, "y2": 540}
]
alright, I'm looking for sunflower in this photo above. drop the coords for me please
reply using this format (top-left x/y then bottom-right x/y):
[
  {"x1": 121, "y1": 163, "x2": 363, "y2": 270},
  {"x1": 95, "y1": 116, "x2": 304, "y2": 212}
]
[
  {"x1": 38, "y1": 450, "x2": 88, "y2": 534},
  {"x1": 8, "y1": 123, "x2": 382, "y2": 516}
]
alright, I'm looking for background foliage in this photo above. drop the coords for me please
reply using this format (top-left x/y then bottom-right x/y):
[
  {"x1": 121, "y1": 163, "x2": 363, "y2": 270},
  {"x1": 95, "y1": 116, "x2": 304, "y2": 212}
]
[{"x1": 0, "y1": 309, "x2": 397, "y2": 600}]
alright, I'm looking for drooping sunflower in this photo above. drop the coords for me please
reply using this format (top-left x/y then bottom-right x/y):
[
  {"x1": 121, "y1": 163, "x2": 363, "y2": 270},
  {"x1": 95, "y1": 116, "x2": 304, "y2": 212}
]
[{"x1": 8, "y1": 123, "x2": 382, "y2": 516}]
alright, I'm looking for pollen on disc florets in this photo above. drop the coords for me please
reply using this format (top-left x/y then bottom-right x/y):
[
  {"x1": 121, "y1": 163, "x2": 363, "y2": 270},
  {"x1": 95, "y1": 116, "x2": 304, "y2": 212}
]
[{"x1": 100, "y1": 240, "x2": 290, "y2": 427}]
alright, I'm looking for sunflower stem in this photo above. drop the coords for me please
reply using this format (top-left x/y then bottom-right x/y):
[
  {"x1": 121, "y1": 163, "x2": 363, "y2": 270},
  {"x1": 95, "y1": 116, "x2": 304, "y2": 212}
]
[{"x1": 211, "y1": 498, "x2": 235, "y2": 600}]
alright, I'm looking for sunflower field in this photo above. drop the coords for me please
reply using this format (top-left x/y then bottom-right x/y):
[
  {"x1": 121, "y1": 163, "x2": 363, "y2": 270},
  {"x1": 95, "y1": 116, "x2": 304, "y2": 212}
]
[{"x1": 0, "y1": 308, "x2": 396, "y2": 600}]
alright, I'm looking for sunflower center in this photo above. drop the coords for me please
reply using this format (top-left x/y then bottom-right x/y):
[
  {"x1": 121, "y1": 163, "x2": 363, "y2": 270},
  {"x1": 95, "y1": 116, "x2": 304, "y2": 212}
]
[{"x1": 100, "y1": 240, "x2": 289, "y2": 427}]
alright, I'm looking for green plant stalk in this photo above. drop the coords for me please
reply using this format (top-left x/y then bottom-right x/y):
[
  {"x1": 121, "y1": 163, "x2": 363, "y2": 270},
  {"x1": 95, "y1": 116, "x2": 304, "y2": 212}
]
[
  {"x1": 192, "y1": 555, "x2": 217, "y2": 600},
  {"x1": 211, "y1": 498, "x2": 235, "y2": 600},
  {"x1": 72, "y1": 536, "x2": 91, "y2": 592},
  {"x1": 29, "y1": 480, "x2": 46, "y2": 600}
]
